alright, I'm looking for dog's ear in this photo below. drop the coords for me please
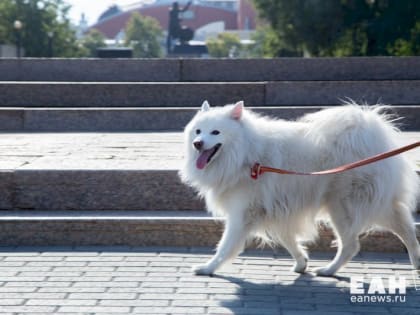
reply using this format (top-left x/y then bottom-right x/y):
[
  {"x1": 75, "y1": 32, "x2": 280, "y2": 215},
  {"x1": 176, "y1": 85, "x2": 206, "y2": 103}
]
[
  {"x1": 231, "y1": 101, "x2": 244, "y2": 120},
  {"x1": 201, "y1": 100, "x2": 210, "y2": 112}
]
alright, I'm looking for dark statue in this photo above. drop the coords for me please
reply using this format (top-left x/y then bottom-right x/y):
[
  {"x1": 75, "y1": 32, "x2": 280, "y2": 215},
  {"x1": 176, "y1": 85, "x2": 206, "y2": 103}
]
[{"x1": 167, "y1": 1, "x2": 194, "y2": 53}]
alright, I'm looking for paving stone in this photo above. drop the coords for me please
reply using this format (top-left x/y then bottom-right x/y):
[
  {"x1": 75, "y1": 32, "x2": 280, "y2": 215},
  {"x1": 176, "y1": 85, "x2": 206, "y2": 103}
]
[
  {"x1": 72, "y1": 281, "x2": 139, "y2": 288},
  {"x1": 57, "y1": 306, "x2": 131, "y2": 313},
  {"x1": 38, "y1": 287, "x2": 106, "y2": 293},
  {"x1": 0, "y1": 287, "x2": 37, "y2": 293},
  {"x1": 4, "y1": 281, "x2": 72, "y2": 288},
  {"x1": 0, "y1": 293, "x2": 66, "y2": 299},
  {"x1": 25, "y1": 299, "x2": 97, "y2": 306},
  {"x1": 0, "y1": 299, "x2": 25, "y2": 306},
  {"x1": 132, "y1": 307, "x2": 206, "y2": 314},
  {"x1": 0, "y1": 306, "x2": 57, "y2": 313},
  {"x1": 99, "y1": 299, "x2": 169, "y2": 306},
  {"x1": 68, "y1": 293, "x2": 137, "y2": 300},
  {"x1": 0, "y1": 277, "x2": 46, "y2": 282}
]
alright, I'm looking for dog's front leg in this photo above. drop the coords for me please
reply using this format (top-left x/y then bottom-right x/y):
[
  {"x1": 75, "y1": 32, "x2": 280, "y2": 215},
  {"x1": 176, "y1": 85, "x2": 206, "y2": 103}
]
[{"x1": 193, "y1": 212, "x2": 248, "y2": 276}]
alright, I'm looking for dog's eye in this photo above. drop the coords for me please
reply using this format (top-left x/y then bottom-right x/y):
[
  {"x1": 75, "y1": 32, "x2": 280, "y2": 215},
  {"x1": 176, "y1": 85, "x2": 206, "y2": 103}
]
[
  {"x1": 196, "y1": 129, "x2": 201, "y2": 135},
  {"x1": 211, "y1": 130, "x2": 220, "y2": 135}
]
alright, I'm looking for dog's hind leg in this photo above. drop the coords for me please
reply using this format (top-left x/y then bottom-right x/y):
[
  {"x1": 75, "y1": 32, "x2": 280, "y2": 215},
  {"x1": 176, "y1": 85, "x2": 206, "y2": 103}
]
[
  {"x1": 314, "y1": 201, "x2": 361, "y2": 276},
  {"x1": 192, "y1": 212, "x2": 249, "y2": 276},
  {"x1": 384, "y1": 206, "x2": 420, "y2": 269},
  {"x1": 314, "y1": 234, "x2": 360, "y2": 277}
]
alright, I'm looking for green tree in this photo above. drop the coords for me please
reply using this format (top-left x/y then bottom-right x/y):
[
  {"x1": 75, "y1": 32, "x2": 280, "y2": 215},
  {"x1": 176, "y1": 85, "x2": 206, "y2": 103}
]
[
  {"x1": 79, "y1": 29, "x2": 106, "y2": 57},
  {"x1": 0, "y1": 0, "x2": 14, "y2": 44},
  {"x1": 0, "y1": 0, "x2": 81, "y2": 57},
  {"x1": 206, "y1": 33, "x2": 242, "y2": 58},
  {"x1": 362, "y1": 0, "x2": 420, "y2": 56},
  {"x1": 253, "y1": 0, "x2": 420, "y2": 56},
  {"x1": 252, "y1": 0, "x2": 348, "y2": 56},
  {"x1": 249, "y1": 25, "x2": 295, "y2": 57},
  {"x1": 125, "y1": 13, "x2": 163, "y2": 58},
  {"x1": 389, "y1": 22, "x2": 420, "y2": 56}
]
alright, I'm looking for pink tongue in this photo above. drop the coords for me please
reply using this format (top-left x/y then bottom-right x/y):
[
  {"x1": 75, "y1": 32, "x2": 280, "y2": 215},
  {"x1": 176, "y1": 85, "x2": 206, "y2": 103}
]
[{"x1": 196, "y1": 149, "x2": 214, "y2": 170}]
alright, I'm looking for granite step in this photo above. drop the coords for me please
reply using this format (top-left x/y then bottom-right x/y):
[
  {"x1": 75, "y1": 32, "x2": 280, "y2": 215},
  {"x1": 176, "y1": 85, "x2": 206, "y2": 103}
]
[
  {"x1": 0, "y1": 169, "x2": 203, "y2": 211},
  {"x1": 1, "y1": 57, "x2": 419, "y2": 82},
  {"x1": 0, "y1": 132, "x2": 418, "y2": 211},
  {"x1": 0, "y1": 210, "x2": 418, "y2": 251},
  {"x1": 1, "y1": 106, "x2": 420, "y2": 132},
  {"x1": 1, "y1": 81, "x2": 420, "y2": 107},
  {"x1": 0, "y1": 211, "x2": 220, "y2": 247},
  {"x1": 0, "y1": 132, "x2": 199, "y2": 211}
]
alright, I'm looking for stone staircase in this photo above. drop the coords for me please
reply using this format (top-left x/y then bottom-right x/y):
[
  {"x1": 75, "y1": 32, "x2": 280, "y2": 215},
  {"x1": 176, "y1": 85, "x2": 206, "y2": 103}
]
[{"x1": 0, "y1": 57, "x2": 419, "y2": 251}]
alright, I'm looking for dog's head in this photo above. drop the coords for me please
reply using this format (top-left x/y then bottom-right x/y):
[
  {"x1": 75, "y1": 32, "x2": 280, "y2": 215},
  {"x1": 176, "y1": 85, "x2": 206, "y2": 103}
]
[{"x1": 180, "y1": 100, "x2": 248, "y2": 190}]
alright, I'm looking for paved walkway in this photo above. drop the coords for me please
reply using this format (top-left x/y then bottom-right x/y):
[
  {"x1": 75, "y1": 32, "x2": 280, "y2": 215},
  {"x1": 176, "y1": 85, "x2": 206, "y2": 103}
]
[
  {"x1": 0, "y1": 247, "x2": 418, "y2": 315},
  {"x1": 0, "y1": 132, "x2": 418, "y2": 171}
]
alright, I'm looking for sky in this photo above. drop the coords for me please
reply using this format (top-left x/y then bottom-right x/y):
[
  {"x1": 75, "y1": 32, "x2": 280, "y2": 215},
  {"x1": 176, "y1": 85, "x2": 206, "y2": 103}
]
[{"x1": 66, "y1": 0, "x2": 140, "y2": 25}]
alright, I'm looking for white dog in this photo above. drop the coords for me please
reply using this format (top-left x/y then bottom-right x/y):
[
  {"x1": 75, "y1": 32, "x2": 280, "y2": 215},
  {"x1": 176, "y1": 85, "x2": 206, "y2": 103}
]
[{"x1": 179, "y1": 101, "x2": 419, "y2": 276}]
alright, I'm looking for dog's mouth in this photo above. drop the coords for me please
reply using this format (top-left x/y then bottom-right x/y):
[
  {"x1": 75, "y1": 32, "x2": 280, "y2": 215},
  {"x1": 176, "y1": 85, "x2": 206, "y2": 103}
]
[{"x1": 196, "y1": 143, "x2": 222, "y2": 170}]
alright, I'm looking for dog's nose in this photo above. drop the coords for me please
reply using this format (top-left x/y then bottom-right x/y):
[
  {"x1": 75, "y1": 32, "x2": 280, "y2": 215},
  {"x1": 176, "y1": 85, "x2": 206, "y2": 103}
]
[{"x1": 193, "y1": 140, "x2": 204, "y2": 150}]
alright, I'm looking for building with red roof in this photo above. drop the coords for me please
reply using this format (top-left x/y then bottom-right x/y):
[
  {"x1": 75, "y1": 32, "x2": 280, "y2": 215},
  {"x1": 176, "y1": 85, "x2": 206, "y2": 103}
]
[{"x1": 89, "y1": 0, "x2": 256, "y2": 41}]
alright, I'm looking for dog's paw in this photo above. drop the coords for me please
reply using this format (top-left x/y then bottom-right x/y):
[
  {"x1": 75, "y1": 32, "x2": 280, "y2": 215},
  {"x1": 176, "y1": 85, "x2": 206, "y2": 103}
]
[
  {"x1": 411, "y1": 249, "x2": 420, "y2": 269},
  {"x1": 313, "y1": 266, "x2": 336, "y2": 277},
  {"x1": 192, "y1": 264, "x2": 214, "y2": 276},
  {"x1": 292, "y1": 257, "x2": 308, "y2": 273}
]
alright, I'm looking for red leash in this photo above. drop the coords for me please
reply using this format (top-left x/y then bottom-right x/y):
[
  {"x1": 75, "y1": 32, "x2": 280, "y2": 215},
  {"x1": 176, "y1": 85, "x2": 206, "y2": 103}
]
[{"x1": 251, "y1": 141, "x2": 420, "y2": 180}]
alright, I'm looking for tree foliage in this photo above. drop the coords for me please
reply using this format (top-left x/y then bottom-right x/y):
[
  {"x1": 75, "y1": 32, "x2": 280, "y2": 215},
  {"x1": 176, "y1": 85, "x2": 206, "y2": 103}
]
[
  {"x1": 206, "y1": 33, "x2": 242, "y2": 58},
  {"x1": 0, "y1": 0, "x2": 81, "y2": 57},
  {"x1": 78, "y1": 29, "x2": 106, "y2": 57},
  {"x1": 253, "y1": 0, "x2": 420, "y2": 56},
  {"x1": 249, "y1": 25, "x2": 295, "y2": 57},
  {"x1": 388, "y1": 21, "x2": 420, "y2": 56},
  {"x1": 125, "y1": 13, "x2": 163, "y2": 58}
]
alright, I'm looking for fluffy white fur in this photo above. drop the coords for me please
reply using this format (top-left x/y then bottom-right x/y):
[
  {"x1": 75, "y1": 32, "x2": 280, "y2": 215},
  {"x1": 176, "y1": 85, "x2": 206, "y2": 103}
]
[{"x1": 180, "y1": 101, "x2": 420, "y2": 276}]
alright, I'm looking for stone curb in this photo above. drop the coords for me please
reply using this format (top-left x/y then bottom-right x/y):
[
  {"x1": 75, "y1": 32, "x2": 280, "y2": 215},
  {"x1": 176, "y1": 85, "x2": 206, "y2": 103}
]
[
  {"x1": 0, "y1": 81, "x2": 419, "y2": 107},
  {"x1": 0, "y1": 211, "x2": 418, "y2": 250},
  {"x1": 0, "y1": 106, "x2": 419, "y2": 132},
  {"x1": 1, "y1": 57, "x2": 419, "y2": 82},
  {"x1": 0, "y1": 82, "x2": 265, "y2": 107}
]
